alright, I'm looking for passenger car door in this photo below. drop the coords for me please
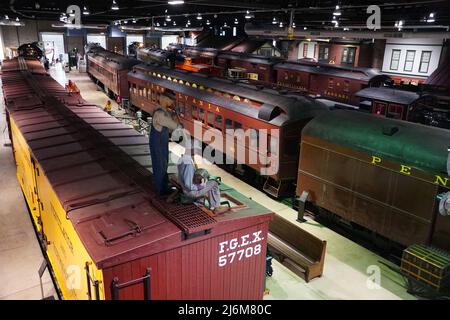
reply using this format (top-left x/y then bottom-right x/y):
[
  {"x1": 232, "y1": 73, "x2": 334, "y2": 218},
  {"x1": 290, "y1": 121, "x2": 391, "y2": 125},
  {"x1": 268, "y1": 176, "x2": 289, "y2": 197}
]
[{"x1": 373, "y1": 101, "x2": 387, "y2": 117}]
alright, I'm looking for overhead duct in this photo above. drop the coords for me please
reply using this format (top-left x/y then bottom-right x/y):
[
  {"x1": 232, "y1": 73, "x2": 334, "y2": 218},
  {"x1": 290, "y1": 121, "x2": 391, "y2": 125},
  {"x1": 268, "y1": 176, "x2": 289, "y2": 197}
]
[
  {"x1": 51, "y1": 23, "x2": 108, "y2": 30},
  {"x1": 245, "y1": 23, "x2": 450, "y2": 40},
  {"x1": 118, "y1": 26, "x2": 203, "y2": 33}
]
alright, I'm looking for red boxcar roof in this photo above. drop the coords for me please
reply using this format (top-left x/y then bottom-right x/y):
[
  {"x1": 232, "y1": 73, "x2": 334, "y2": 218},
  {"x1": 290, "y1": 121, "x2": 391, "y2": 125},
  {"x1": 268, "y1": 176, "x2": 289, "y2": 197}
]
[{"x1": 2, "y1": 68, "x2": 272, "y2": 269}]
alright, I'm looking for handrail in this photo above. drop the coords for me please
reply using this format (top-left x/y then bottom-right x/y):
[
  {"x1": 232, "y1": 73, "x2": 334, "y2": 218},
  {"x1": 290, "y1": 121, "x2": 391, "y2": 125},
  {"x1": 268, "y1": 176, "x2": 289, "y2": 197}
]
[
  {"x1": 111, "y1": 268, "x2": 152, "y2": 300},
  {"x1": 85, "y1": 262, "x2": 100, "y2": 300}
]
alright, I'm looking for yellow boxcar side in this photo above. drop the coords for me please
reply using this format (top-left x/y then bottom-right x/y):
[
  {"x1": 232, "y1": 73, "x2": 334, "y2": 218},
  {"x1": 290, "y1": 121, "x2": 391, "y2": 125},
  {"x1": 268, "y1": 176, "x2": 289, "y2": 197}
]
[
  {"x1": 10, "y1": 119, "x2": 41, "y2": 231},
  {"x1": 9, "y1": 117, "x2": 105, "y2": 300}
]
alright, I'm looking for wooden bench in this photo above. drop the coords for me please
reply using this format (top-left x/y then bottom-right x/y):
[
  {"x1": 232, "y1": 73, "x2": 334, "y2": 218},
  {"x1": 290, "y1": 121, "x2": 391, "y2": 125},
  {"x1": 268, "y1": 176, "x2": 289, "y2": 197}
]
[{"x1": 268, "y1": 214, "x2": 326, "y2": 282}]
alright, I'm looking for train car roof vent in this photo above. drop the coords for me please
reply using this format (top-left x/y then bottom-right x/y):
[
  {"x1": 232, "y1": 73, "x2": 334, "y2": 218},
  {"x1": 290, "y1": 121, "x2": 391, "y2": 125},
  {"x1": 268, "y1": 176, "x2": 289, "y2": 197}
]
[
  {"x1": 382, "y1": 125, "x2": 399, "y2": 136},
  {"x1": 259, "y1": 104, "x2": 282, "y2": 121}
]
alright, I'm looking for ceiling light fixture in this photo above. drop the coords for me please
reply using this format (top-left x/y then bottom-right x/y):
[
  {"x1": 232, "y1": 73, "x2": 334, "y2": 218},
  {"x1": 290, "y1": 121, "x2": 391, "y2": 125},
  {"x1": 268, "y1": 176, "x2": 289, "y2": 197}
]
[
  {"x1": 234, "y1": 18, "x2": 238, "y2": 24},
  {"x1": 206, "y1": 20, "x2": 211, "y2": 25},
  {"x1": 197, "y1": 13, "x2": 202, "y2": 20},
  {"x1": 168, "y1": 0, "x2": 184, "y2": 4},
  {"x1": 111, "y1": 0, "x2": 119, "y2": 11},
  {"x1": 166, "y1": 15, "x2": 171, "y2": 21},
  {"x1": 333, "y1": 5, "x2": 341, "y2": 16},
  {"x1": 394, "y1": 20, "x2": 404, "y2": 30},
  {"x1": 272, "y1": 17, "x2": 277, "y2": 25},
  {"x1": 427, "y1": 12, "x2": 435, "y2": 23},
  {"x1": 83, "y1": 6, "x2": 90, "y2": 15},
  {"x1": 245, "y1": 10, "x2": 254, "y2": 19}
]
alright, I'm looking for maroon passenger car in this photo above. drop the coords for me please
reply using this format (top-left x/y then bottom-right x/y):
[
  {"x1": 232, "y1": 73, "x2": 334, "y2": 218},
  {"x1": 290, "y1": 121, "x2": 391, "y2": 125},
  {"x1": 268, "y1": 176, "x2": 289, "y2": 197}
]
[
  {"x1": 275, "y1": 61, "x2": 390, "y2": 105},
  {"x1": 128, "y1": 63, "x2": 327, "y2": 197},
  {"x1": 86, "y1": 46, "x2": 139, "y2": 101}
]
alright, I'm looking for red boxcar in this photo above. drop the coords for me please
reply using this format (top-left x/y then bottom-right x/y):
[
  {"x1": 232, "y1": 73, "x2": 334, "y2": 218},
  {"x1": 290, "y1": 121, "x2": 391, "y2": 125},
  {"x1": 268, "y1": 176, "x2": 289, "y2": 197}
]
[{"x1": 2, "y1": 57, "x2": 273, "y2": 300}]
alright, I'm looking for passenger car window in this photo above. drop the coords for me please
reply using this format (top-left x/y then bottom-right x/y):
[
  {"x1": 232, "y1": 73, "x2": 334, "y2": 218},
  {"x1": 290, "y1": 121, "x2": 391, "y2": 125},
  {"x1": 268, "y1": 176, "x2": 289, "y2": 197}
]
[
  {"x1": 207, "y1": 112, "x2": 215, "y2": 126},
  {"x1": 198, "y1": 108, "x2": 205, "y2": 123},
  {"x1": 328, "y1": 78, "x2": 334, "y2": 89},
  {"x1": 250, "y1": 129, "x2": 259, "y2": 148},
  {"x1": 178, "y1": 101, "x2": 185, "y2": 117},
  {"x1": 225, "y1": 119, "x2": 233, "y2": 129},
  {"x1": 191, "y1": 105, "x2": 198, "y2": 119},
  {"x1": 215, "y1": 115, "x2": 223, "y2": 129},
  {"x1": 343, "y1": 80, "x2": 350, "y2": 93}
]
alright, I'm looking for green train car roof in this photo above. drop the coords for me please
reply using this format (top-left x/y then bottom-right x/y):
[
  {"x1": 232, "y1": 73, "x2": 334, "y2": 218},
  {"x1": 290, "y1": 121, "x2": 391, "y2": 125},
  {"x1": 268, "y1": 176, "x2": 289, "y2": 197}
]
[{"x1": 302, "y1": 110, "x2": 450, "y2": 175}]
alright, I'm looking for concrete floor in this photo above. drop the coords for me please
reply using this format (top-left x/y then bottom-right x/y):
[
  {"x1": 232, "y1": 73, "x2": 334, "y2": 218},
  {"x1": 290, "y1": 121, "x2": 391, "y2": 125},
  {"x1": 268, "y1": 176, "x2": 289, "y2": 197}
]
[{"x1": 0, "y1": 64, "x2": 417, "y2": 300}]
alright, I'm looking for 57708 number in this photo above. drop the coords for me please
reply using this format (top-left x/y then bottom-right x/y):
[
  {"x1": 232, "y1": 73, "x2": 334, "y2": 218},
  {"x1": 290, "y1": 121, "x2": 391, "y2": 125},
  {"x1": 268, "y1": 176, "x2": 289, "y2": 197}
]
[{"x1": 218, "y1": 244, "x2": 262, "y2": 267}]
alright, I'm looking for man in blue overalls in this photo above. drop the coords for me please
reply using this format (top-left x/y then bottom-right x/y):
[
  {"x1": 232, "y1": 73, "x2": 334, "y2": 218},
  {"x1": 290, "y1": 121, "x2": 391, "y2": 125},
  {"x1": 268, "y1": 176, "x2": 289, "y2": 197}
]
[{"x1": 149, "y1": 107, "x2": 180, "y2": 196}]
